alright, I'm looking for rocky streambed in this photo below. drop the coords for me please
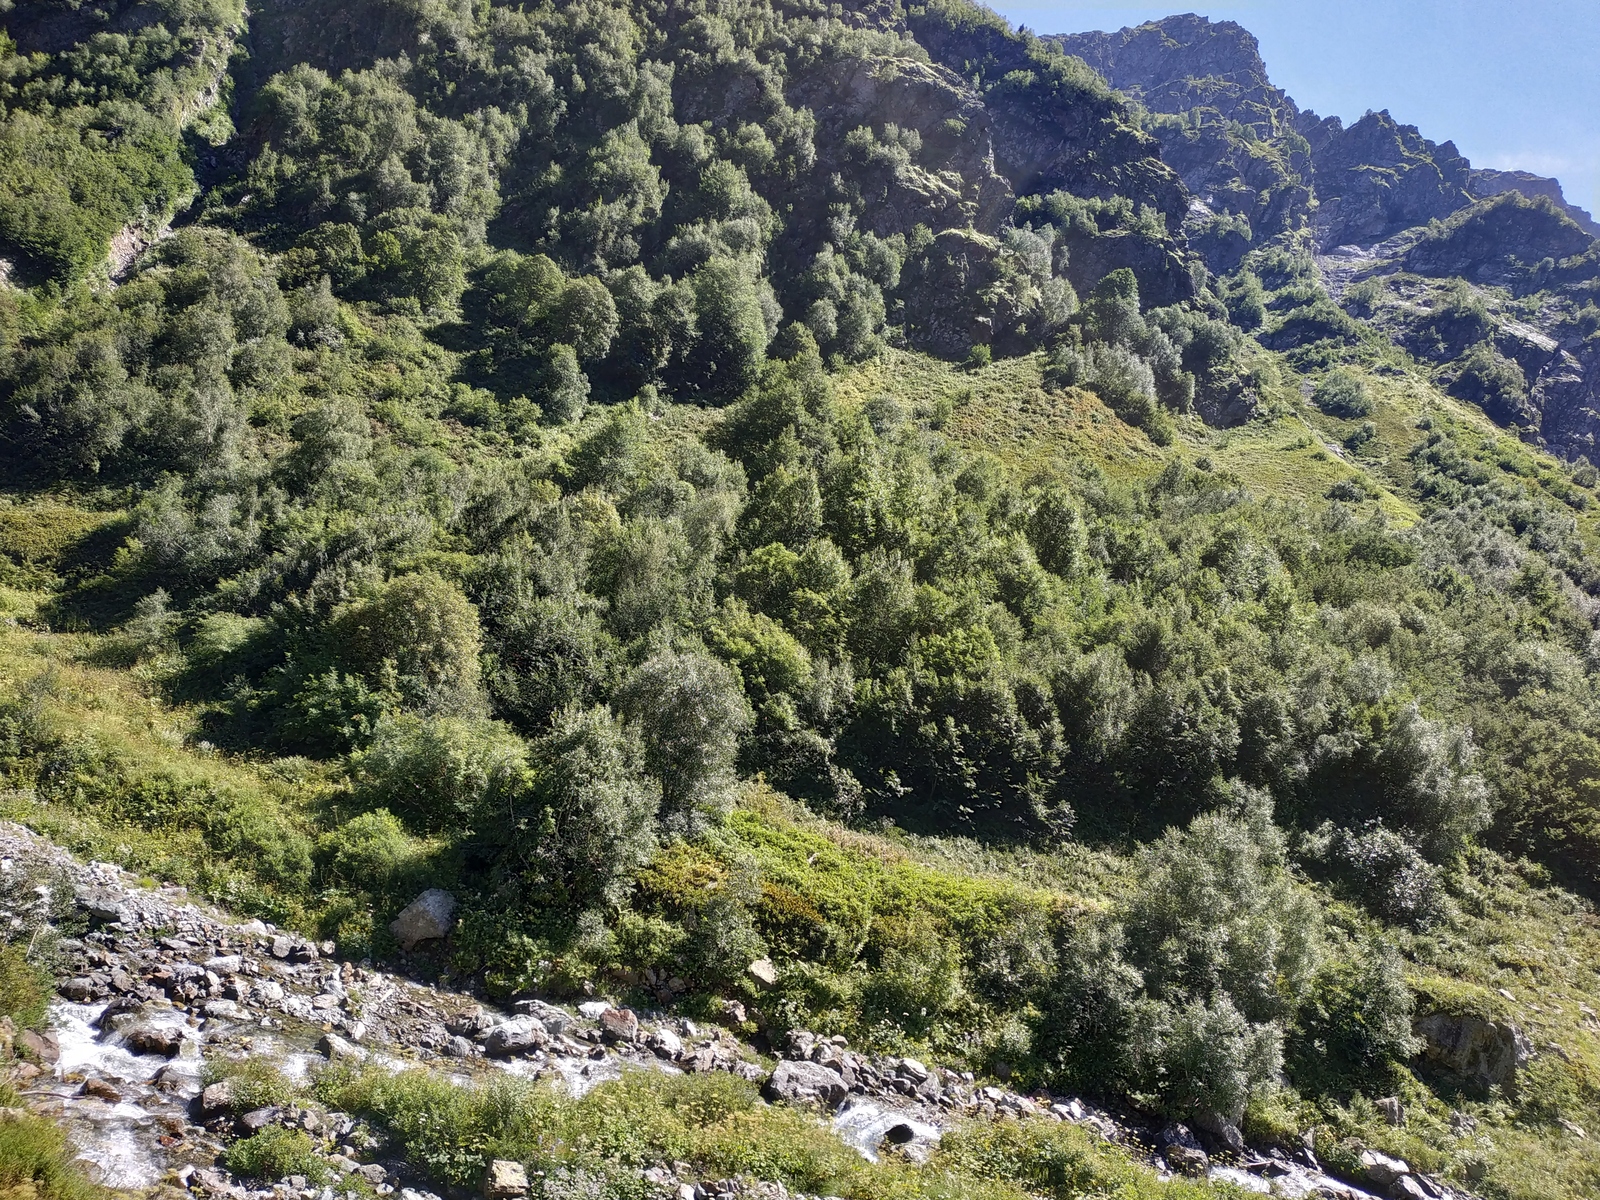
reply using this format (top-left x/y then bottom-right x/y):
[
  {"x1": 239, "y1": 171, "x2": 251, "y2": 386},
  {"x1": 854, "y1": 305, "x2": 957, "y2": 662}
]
[{"x1": 0, "y1": 824, "x2": 1477, "y2": 1200}]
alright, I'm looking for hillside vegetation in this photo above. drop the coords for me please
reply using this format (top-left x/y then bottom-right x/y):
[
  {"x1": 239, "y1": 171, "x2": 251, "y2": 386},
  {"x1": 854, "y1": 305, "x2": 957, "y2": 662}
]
[{"x1": 3, "y1": 2, "x2": 1600, "y2": 1199}]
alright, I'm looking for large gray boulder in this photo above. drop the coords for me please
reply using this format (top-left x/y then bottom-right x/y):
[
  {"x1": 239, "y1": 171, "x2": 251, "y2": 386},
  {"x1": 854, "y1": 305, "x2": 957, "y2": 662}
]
[
  {"x1": 484, "y1": 1020, "x2": 549, "y2": 1058},
  {"x1": 389, "y1": 889, "x2": 458, "y2": 951},
  {"x1": 763, "y1": 1059, "x2": 847, "y2": 1107},
  {"x1": 1413, "y1": 1010, "x2": 1532, "y2": 1091}
]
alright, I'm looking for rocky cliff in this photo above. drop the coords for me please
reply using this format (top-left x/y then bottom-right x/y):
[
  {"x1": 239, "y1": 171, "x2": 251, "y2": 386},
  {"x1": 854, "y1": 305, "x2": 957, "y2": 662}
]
[{"x1": 1053, "y1": 14, "x2": 1600, "y2": 460}]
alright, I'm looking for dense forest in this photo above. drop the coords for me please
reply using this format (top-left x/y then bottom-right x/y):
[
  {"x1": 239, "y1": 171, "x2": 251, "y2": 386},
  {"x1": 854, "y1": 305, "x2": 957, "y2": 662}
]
[{"x1": 2, "y1": 2, "x2": 1600, "y2": 1199}]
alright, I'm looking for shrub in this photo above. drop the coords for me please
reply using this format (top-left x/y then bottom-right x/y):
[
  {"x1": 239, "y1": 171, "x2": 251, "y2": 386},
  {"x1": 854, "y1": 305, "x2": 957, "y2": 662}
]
[
  {"x1": 509, "y1": 705, "x2": 660, "y2": 910},
  {"x1": 223, "y1": 1127, "x2": 329, "y2": 1183},
  {"x1": 617, "y1": 645, "x2": 752, "y2": 832},
  {"x1": 0, "y1": 945, "x2": 51, "y2": 1029},
  {"x1": 1313, "y1": 369, "x2": 1371, "y2": 417},
  {"x1": 1291, "y1": 941, "x2": 1420, "y2": 1086},
  {"x1": 330, "y1": 573, "x2": 485, "y2": 716},
  {"x1": 1139, "y1": 994, "x2": 1284, "y2": 1125},
  {"x1": 1451, "y1": 343, "x2": 1527, "y2": 423},
  {"x1": 0, "y1": 1102, "x2": 103, "y2": 1199},
  {"x1": 356, "y1": 714, "x2": 529, "y2": 834},
  {"x1": 318, "y1": 809, "x2": 424, "y2": 891},
  {"x1": 1313, "y1": 822, "x2": 1449, "y2": 927}
]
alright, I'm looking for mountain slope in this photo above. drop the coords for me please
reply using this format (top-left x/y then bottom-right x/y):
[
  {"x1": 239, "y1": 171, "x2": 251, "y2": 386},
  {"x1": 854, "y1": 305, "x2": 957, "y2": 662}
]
[
  {"x1": 1, "y1": 4, "x2": 1600, "y2": 1200},
  {"x1": 1051, "y1": 14, "x2": 1600, "y2": 462}
]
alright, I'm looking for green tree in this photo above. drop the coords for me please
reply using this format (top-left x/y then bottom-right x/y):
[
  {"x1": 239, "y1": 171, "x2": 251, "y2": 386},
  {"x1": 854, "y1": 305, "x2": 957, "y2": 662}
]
[{"x1": 617, "y1": 643, "x2": 753, "y2": 831}]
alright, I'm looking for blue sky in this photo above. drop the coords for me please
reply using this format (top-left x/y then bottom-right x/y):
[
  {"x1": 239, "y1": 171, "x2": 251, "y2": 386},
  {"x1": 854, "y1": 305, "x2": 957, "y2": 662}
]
[{"x1": 989, "y1": 1, "x2": 1600, "y2": 218}]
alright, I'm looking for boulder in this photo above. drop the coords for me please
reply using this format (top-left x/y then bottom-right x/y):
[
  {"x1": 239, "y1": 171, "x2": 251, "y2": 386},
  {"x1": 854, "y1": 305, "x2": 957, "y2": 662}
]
[
  {"x1": 16, "y1": 1029, "x2": 59, "y2": 1065},
  {"x1": 483, "y1": 1159, "x2": 530, "y2": 1198},
  {"x1": 117, "y1": 1008, "x2": 190, "y2": 1057},
  {"x1": 884, "y1": 1123, "x2": 916, "y2": 1145},
  {"x1": 317, "y1": 1033, "x2": 363, "y2": 1061},
  {"x1": 647, "y1": 1028, "x2": 683, "y2": 1059},
  {"x1": 1164, "y1": 1145, "x2": 1210, "y2": 1175},
  {"x1": 1358, "y1": 1149, "x2": 1410, "y2": 1188},
  {"x1": 200, "y1": 1079, "x2": 235, "y2": 1119},
  {"x1": 1377, "y1": 1096, "x2": 1404, "y2": 1127},
  {"x1": 484, "y1": 1020, "x2": 549, "y2": 1058},
  {"x1": 747, "y1": 958, "x2": 778, "y2": 988},
  {"x1": 237, "y1": 1106, "x2": 281, "y2": 1133},
  {"x1": 599, "y1": 1007, "x2": 639, "y2": 1043},
  {"x1": 58, "y1": 977, "x2": 97, "y2": 1002},
  {"x1": 1194, "y1": 1110, "x2": 1244, "y2": 1154},
  {"x1": 763, "y1": 1059, "x2": 847, "y2": 1107},
  {"x1": 1413, "y1": 1010, "x2": 1532, "y2": 1091},
  {"x1": 389, "y1": 889, "x2": 458, "y2": 951}
]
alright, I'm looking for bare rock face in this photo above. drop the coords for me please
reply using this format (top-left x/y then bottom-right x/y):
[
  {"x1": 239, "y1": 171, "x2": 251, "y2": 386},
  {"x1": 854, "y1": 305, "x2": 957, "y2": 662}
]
[
  {"x1": 763, "y1": 1059, "x2": 848, "y2": 1107},
  {"x1": 1413, "y1": 1010, "x2": 1532, "y2": 1091},
  {"x1": 388, "y1": 889, "x2": 458, "y2": 951}
]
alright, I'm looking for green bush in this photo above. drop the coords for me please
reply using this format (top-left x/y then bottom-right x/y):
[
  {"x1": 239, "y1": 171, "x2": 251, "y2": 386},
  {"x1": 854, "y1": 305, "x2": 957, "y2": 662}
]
[
  {"x1": 355, "y1": 714, "x2": 529, "y2": 835},
  {"x1": 0, "y1": 1100, "x2": 104, "y2": 1199},
  {"x1": 0, "y1": 945, "x2": 51, "y2": 1029},
  {"x1": 1313, "y1": 369, "x2": 1371, "y2": 417},
  {"x1": 223, "y1": 1127, "x2": 328, "y2": 1183}
]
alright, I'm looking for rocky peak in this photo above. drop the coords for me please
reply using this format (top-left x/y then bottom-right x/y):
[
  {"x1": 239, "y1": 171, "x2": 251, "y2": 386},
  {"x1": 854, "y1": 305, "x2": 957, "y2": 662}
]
[
  {"x1": 1052, "y1": 15, "x2": 1299, "y2": 136},
  {"x1": 1301, "y1": 109, "x2": 1475, "y2": 248}
]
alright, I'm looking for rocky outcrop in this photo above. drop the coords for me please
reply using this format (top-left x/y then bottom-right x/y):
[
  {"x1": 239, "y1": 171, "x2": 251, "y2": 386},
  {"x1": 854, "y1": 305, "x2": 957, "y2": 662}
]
[
  {"x1": 1471, "y1": 169, "x2": 1600, "y2": 237},
  {"x1": 1303, "y1": 110, "x2": 1474, "y2": 249},
  {"x1": 1054, "y1": 16, "x2": 1297, "y2": 137},
  {"x1": 1051, "y1": 16, "x2": 1312, "y2": 260},
  {"x1": 1404, "y1": 193, "x2": 1596, "y2": 288},
  {"x1": 1413, "y1": 1010, "x2": 1533, "y2": 1091}
]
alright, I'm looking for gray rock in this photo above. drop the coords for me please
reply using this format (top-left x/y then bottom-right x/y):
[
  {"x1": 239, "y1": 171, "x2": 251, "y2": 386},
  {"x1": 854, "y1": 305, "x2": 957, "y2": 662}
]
[
  {"x1": 1377, "y1": 1095, "x2": 1404, "y2": 1126},
  {"x1": 763, "y1": 1060, "x2": 847, "y2": 1107},
  {"x1": 1359, "y1": 1148, "x2": 1410, "y2": 1187},
  {"x1": 484, "y1": 1021, "x2": 548, "y2": 1058},
  {"x1": 1413, "y1": 1010, "x2": 1532, "y2": 1090},
  {"x1": 318, "y1": 1032, "x2": 363, "y2": 1061},
  {"x1": 747, "y1": 957, "x2": 778, "y2": 988},
  {"x1": 58, "y1": 977, "x2": 97, "y2": 1002},
  {"x1": 116, "y1": 1007, "x2": 190, "y2": 1057},
  {"x1": 237, "y1": 1106, "x2": 281, "y2": 1133},
  {"x1": 390, "y1": 889, "x2": 458, "y2": 951},
  {"x1": 648, "y1": 1028, "x2": 683, "y2": 1058},
  {"x1": 1194, "y1": 1110, "x2": 1244, "y2": 1154},
  {"x1": 599, "y1": 1007, "x2": 639, "y2": 1043},
  {"x1": 1164, "y1": 1145, "x2": 1210, "y2": 1175},
  {"x1": 200, "y1": 1079, "x2": 235, "y2": 1118}
]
